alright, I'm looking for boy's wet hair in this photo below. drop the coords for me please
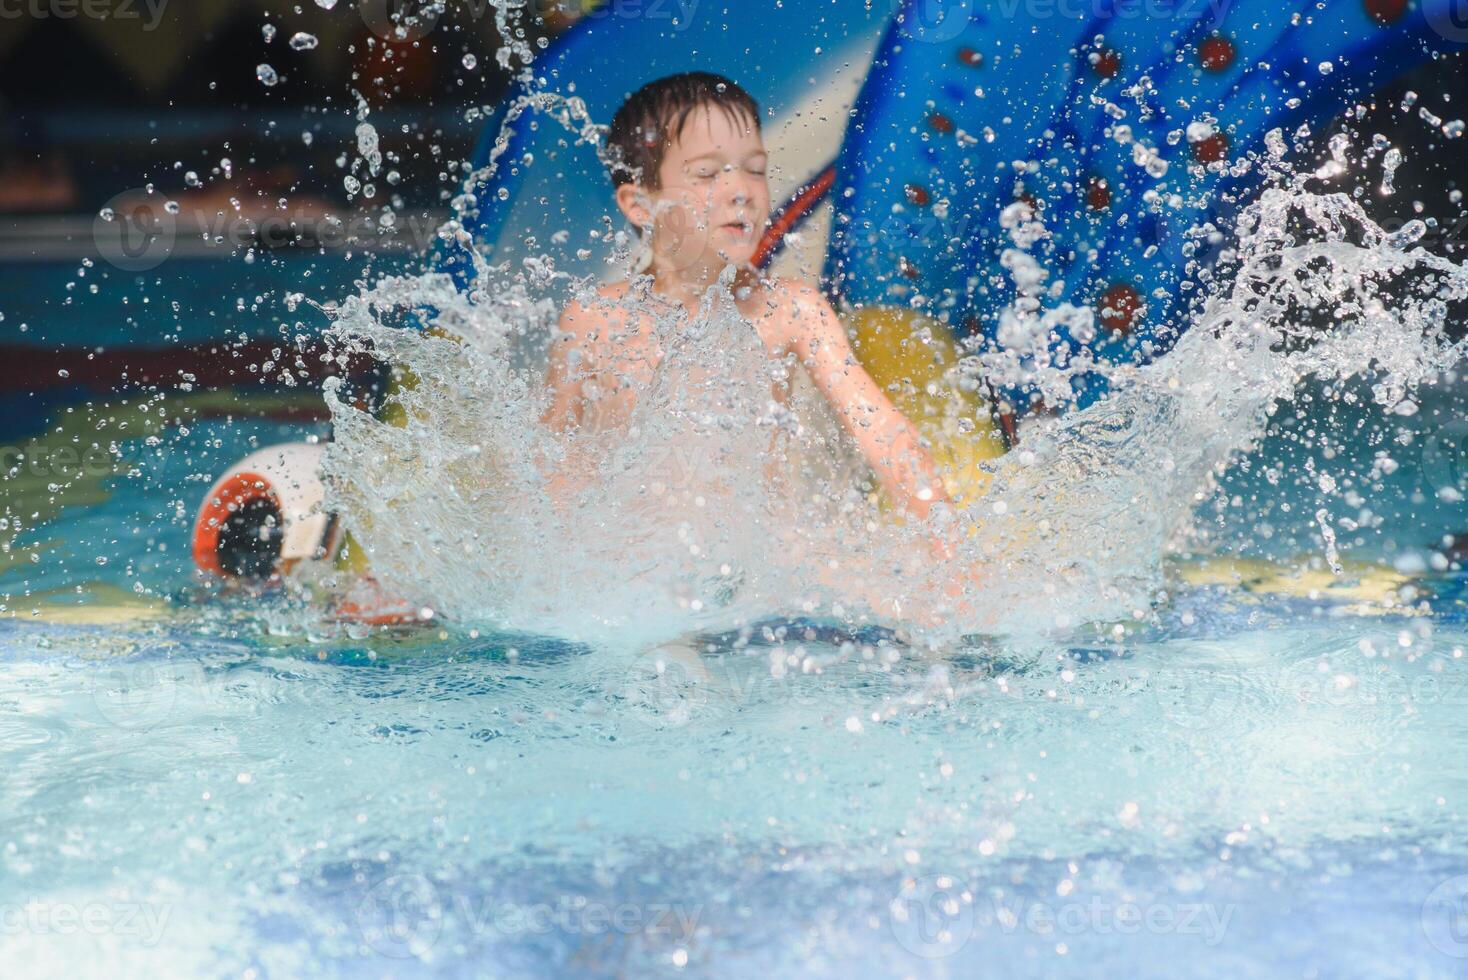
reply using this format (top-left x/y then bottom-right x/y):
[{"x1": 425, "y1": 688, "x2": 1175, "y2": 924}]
[{"x1": 605, "y1": 72, "x2": 761, "y2": 190}]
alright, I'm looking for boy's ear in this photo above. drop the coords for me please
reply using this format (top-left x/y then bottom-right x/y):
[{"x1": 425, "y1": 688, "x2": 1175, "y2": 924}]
[{"x1": 615, "y1": 183, "x2": 652, "y2": 231}]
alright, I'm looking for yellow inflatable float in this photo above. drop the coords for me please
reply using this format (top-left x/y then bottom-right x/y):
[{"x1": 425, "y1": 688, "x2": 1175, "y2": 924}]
[{"x1": 843, "y1": 305, "x2": 1007, "y2": 506}]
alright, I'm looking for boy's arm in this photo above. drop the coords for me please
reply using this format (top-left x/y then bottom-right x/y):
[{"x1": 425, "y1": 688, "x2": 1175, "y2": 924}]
[
  {"x1": 784, "y1": 284, "x2": 949, "y2": 519},
  {"x1": 539, "y1": 300, "x2": 612, "y2": 509},
  {"x1": 541, "y1": 299, "x2": 597, "y2": 433}
]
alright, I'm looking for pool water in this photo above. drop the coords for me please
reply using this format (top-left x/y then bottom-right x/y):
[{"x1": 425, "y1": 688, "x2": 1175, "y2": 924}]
[{"x1": 0, "y1": 374, "x2": 1466, "y2": 977}]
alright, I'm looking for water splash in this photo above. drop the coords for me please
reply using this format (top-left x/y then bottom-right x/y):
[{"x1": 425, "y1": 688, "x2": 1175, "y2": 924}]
[{"x1": 319, "y1": 136, "x2": 1466, "y2": 649}]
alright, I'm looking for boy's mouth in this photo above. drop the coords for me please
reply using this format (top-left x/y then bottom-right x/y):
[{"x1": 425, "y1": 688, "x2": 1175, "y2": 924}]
[{"x1": 718, "y1": 219, "x2": 755, "y2": 237}]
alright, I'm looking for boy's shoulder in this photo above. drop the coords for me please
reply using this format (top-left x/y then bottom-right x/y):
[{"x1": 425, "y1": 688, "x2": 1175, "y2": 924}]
[
  {"x1": 570, "y1": 278, "x2": 677, "y2": 314},
  {"x1": 565, "y1": 279, "x2": 633, "y2": 311},
  {"x1": 558, "y1": 281, "x2": 639, "y2": 335},
  {"x1": 757, "y1": 277, "x2": 839, "y2": 336},
  {"x1": 740, "y1": 277, "x2": 843, "y2": 355},
  {"x1": 763, "y1": 276, "x2": 833, "y2": 314},
  {"x1": 593, "y1": 280, "x2": 635, "y2": 303}
]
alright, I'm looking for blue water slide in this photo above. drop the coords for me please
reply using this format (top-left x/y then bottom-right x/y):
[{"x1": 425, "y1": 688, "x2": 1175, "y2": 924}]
[{"x1": 824, "y1": 0, "x2": 1468, "y2": 409}]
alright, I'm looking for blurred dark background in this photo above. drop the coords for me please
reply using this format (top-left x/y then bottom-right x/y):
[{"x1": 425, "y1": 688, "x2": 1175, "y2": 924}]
[
  {"x1": 0, "y1": 2, "x2": 589, "y2": 441},
  {"x1": 0, "y1": 0, "x2": 585, "y2": 223}
]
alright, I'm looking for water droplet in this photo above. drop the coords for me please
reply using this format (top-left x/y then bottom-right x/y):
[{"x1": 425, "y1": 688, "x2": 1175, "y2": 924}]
[
  {"x1": 1387, "y1": 219, "x2": 1426, "y2": 248},
  {"x1": 289, "y1": 32, "x2": 318, "y2": 51},
  {"x1": 256, "y1": 63, "x2": 280, "y2": 87},
  {"x1": 261, "y1": 23, "x2": 276, "y2": 43},
  {"x1": 1380, "y1": 147, "x2": 1402, "y2": 195},
  {"x1": 314, "y1": 0, "x2": 337, "y2": 8},
  {"x1": 462, "y1": 53, "x2": 477, "y2": 70}
]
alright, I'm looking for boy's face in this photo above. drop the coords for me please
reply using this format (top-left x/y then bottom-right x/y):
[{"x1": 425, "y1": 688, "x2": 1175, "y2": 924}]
[{"x1": 621, "y1": 104, "x2": 770, "y2": 273}]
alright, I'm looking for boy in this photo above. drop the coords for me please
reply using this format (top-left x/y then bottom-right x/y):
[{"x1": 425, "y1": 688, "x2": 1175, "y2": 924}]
[{"x1": 543, "y1": 71, "x2": 948, "y2": 521}]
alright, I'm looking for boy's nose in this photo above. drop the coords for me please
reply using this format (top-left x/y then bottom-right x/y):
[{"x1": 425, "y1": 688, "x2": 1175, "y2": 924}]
[{"x1": 720, "y1": 172, "x2": 760, "y2": 205}]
